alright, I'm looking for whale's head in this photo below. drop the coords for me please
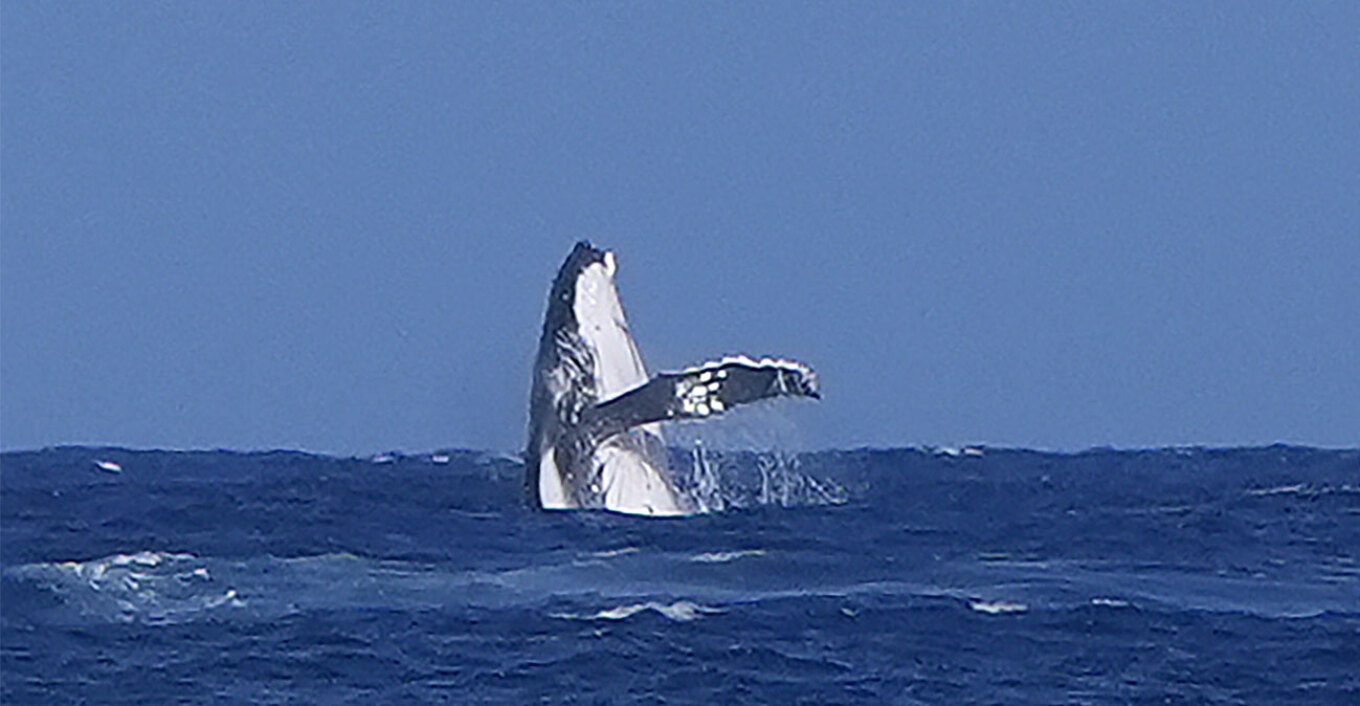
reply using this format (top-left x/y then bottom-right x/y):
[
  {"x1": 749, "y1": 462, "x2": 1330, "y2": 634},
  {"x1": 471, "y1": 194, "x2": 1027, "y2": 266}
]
[
  {"x1": 550, "y1": 241, "x2": 613, "y2": 311},
  {"x1": 543, "y1": 241, "x2": 648, "y2": 401}
]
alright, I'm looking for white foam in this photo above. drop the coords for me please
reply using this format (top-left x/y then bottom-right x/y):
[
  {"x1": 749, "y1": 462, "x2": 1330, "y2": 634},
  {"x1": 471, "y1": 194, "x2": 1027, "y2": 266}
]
[
  {"x1": 552, "y1": 600, "x2": 724, "y2": 622},
  {"x1": 587, "y1": 547, "x2": 640, "y2": 559},
  {"x1": 93, "y1": 459, "x2": 122, "y2": 473},
  {"x1": 1247, "y1": 483, "x2": 1308, "y2": 496},
  {"x1": 689, "y1": 549, "x2": 767, "y2": 563},
  {"x1": 969, "y1": 600, "x2": 1028, "y2": 615},
  {"x1": 931, "y1": 446, "x2": 986, "y2": 458},
  {"x1": 14, "y1": 551, "x2": 242, "y2": 623},
  {"x1": 1245, "y1": 483, "x2": 1360, "y2": 498}
]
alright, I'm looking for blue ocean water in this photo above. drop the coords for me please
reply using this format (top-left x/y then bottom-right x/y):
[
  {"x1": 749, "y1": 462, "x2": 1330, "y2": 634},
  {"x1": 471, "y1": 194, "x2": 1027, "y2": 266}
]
[{"x1": 2, "y1": 444, "x2": 1357, "y2": 704}]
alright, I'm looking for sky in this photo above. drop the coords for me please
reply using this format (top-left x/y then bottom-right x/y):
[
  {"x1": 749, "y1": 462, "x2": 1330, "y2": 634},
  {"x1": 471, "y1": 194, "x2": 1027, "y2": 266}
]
[{"x1": 3, "y1": 2, "x2": 1357, "y2": 455}]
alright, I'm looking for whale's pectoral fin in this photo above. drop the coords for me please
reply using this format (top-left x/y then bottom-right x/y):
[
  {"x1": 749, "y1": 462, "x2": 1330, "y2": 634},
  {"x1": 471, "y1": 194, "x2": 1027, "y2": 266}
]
[
  {"x1": 583, "y1": 356, "x2": 818, "y2": 438},
  {"x1": 666, "y1": 358, "x2": 820, "y2": 418}
]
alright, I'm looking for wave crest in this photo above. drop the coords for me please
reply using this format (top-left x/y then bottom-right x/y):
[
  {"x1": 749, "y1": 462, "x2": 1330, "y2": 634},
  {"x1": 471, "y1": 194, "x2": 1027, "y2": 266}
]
[{"x1": 8, "y1": 551, "x2": 243, "y2": 624}]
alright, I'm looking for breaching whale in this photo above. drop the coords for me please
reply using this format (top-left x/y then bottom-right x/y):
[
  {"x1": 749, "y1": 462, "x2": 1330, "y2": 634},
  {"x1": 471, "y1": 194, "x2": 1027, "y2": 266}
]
[{"x1": 525, "y1": 241, "x2": 819, "y2": 515}]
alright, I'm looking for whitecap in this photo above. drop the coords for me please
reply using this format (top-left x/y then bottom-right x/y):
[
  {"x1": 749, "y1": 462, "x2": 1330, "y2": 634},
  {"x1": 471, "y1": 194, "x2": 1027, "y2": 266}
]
[
  {"x1": 1247, "y1": 484, "x2": 1309, "y2": 496},
  {"x1": 10, "y1": 551, "x2": 241, "y2": 624},
  {"x1": 689, "y1": 549, "x2": 766, "y2": 563},
  {"x1": 552, "y1": 600, "x2": 725, "y2": 622},
  {"x1": 588, "y1": 547, "x2": 641, "y2": 559},
  {"x1": 969, "y1": 600, "x2": 1028, "y2": 615}
]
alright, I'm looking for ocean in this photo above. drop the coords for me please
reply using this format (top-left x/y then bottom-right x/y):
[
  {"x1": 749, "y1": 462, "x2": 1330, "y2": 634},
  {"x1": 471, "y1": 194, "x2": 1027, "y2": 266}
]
[{"x1": 2, "y1": 444, "x2": 1356, "y2": 704}]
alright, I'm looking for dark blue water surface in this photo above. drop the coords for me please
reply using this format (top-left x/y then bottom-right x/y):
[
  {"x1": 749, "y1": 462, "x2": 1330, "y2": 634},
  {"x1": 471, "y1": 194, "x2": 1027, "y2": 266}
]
[{"x1": 2, "y1": 445, "x2": 1357, "y2": 704}]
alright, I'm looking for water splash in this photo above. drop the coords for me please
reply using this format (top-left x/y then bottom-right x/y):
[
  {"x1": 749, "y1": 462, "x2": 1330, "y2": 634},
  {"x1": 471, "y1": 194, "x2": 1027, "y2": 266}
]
[
  {"x1": 673, "y1": 440, "x2": 847, "y2": 512},
  {"x1": 661, "y1": 398, "x2": 845, "y2": 512}
]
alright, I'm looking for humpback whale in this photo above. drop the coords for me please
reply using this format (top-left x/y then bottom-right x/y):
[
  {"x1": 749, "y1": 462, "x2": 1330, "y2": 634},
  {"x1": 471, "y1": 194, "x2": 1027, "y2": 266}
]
[{"x1": 525, "y1": 241, "x2": 819, "y2": 515}]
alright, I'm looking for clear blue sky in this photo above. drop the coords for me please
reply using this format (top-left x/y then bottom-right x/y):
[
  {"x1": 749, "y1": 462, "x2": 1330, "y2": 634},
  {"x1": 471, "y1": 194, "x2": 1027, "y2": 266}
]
[{"x1": 3, "y1": 2, "x2": 1357, "y2": 455}]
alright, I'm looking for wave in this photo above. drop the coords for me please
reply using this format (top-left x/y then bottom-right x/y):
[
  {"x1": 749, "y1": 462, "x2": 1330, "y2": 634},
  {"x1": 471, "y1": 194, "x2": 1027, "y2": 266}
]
[
  {"x1": 689, "y1": 550, "x2": 767, "y2": 563},
  {"x1": 8, "y1": 547, "x2": 1354, "y2": 628},
  {"x1": 4, "y1": 444, "x2": 1355, "y2": 633},
  {"x1": 550, "y1": 601, "x2": 725, "y2": 622},
  {"x1": 6, "y1": 551, "x2": 244, "y2": 624},
  {"x1": 968, "y1": 600, "x2": 1028, "y2": 615}
]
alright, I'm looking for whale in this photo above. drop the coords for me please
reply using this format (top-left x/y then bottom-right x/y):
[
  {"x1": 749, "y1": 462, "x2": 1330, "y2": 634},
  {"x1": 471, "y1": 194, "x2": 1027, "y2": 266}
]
[{"x1": 525, "y1": 241, "x2": 819, "y2": 515}]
